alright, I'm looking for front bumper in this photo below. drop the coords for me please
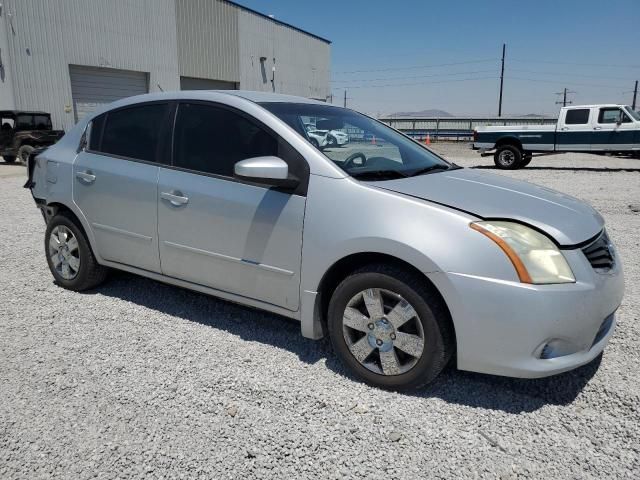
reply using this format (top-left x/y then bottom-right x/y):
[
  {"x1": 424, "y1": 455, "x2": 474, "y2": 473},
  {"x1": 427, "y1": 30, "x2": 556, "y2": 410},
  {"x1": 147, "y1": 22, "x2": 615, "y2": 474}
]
[{"x1": 428, "y1": 248, "x2": 624, "y2": 378}]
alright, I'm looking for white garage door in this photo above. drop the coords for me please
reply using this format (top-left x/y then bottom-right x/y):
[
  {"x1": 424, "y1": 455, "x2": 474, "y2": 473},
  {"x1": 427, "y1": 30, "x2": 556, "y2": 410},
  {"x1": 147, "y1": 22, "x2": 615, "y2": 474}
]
[{"x1": 69, "y1": 65, "x2": 149, "y2": 121}]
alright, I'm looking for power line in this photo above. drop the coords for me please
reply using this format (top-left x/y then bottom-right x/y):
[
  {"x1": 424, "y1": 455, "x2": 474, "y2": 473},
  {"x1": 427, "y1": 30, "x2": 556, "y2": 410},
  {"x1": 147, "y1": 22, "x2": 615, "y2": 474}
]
[
  {"x1": 330, "y1": 76, "x2": 497, "y2": 90},
  {"x1": 331, "y1": 69, "x2": 497, "y2": 84},
  {"x1": 333, "y1": 58, "x2": 498, "y2": 75},
  {"x1": 507, "y1": 76, "x2": 628, "y2": 90},
  {"x1": 511, "y1": 59, "x2": 640, "y2": 69}
]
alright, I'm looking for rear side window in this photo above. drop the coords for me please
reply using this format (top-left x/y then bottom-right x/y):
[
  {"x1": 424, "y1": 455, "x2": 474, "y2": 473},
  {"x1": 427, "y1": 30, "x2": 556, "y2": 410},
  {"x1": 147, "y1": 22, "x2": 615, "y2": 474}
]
[
  {"x1": 99, "y1": 104, "x2": 168, "y2": 162},
  {"x1": 88, "y1": 115, "x2": 104, "y2": 151},
  {"x1": 173, "y1": 103, "x2": 278, "y2": 177},
  {"x1": 598, "y1": 108, "x2": 631, "y2": 124},
  {"x1": 565, "y1": 109, "x2": 590, "y2": 125}
]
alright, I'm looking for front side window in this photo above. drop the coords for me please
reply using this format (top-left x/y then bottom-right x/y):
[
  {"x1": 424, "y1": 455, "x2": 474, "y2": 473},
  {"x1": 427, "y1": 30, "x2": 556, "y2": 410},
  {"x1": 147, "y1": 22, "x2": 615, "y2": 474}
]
[
  {"x1": 598, "y1": 108, "x2": 631, "y2": 124},
  {"x1": 564, "y1": 109, "x2": 590, "y2": 125},
  {"x1": 100, "y1": 104, "x2": 168, "y2": 162},
  {"x1": 261, "y1": 103, "x2": 452, "y2": 180},
  {"x1": 173, "y1": 103, "x2": 278, "y2": 176}
]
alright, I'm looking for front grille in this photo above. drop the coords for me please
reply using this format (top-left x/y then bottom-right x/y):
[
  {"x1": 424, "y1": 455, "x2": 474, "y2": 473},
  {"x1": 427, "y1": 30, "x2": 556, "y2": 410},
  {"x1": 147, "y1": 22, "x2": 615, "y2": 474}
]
[{"x1": 582, "y1": 230, "x2": 615, "y2": 270}]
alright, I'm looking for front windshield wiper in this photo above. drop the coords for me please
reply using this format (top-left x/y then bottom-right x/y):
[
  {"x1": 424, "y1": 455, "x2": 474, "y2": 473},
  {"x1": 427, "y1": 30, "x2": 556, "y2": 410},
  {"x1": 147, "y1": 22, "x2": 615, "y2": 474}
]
[
  {"x1": 349, "y1": 169, "x2": 409, "y2": 180},
  {"x1": 409, "y1": 163, "x2": 460, "y2": 177}
]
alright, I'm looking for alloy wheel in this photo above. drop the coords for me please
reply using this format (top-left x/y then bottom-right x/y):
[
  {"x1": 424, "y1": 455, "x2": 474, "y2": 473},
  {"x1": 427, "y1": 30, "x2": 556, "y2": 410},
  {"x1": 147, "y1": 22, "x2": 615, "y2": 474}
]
[
  {"x1": 48, "y1": 225, "x2": 81, "y2": 280},
  {"x1": 342, "y1": 288, "x2": 425, "y2": 376}
]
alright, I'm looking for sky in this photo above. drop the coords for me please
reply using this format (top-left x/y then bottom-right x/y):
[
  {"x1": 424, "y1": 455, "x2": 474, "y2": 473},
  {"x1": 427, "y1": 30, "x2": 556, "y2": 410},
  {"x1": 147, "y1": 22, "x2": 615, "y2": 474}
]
[{"x1": 237, "y1": 0, "x2": 640, "y2": 117}]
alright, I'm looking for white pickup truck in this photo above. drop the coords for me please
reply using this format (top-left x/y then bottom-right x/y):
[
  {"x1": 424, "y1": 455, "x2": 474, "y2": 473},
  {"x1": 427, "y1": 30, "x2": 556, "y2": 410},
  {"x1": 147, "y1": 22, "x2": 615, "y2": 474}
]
[{"x1": 472, "y1": 104, "x2": 640, "y2": 169}]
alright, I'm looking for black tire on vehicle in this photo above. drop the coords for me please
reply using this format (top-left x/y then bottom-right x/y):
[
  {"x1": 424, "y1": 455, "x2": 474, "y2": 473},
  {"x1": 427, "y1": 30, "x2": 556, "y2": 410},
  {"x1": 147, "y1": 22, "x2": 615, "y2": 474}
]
[
  {"x1": 494, "y1": 145, "x2": 522, "y2": 169},
  {"x1": 45, "y1": 212, "x2": 108, "y2": 291},
  {"x1": 327, "y1": 135, "x2": 337, "y2": 147},
  {"x1": 17, "y1": 144, "x2": 35, "y2": 166},
  {"x1": 2, "y1": 155, "x2": 16, "y2": 164},
  {"x1": 327, "y1": 263, "x2": 454, "y2": 390},
  {"x1": 520, "y1": 155, "x2": 532, "y2": 167}
]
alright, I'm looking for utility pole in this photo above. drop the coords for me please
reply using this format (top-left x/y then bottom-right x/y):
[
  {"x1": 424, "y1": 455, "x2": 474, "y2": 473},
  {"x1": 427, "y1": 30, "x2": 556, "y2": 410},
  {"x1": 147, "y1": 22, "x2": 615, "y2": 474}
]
[
  {"x1": 498, "y1": 43, "x2": 506, "y2": 117},
  {"x1": 555, "y1": 88, "x2": 575, "y2": 107},
  {"x1": 343, "y1": 90, "x2": 347, "y2": 108},
  {"x1": 632, "y1": 80, "x2": 638, "y2": 111}
]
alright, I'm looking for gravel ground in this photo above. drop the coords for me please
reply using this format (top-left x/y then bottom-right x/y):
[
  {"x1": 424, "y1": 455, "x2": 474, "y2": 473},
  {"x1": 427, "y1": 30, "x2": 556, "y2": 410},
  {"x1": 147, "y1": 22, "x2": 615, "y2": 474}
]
[{"x1": 1, "y1": 148, "x2": 639, "y2": 479}]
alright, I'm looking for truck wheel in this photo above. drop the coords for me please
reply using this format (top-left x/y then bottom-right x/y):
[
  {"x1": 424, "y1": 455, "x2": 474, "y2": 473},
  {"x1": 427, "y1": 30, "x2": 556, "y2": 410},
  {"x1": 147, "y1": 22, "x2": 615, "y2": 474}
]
[
  {"x1": 520, "y1": 155, "x2": 532, "y2": 167},
  {"x1": 2, "y1": 156, "x2": 16, "y2": 164},
  {"x1": 17, "y1": 145, "x2": 35, "y2": 166},
  {"x1": 494, "y1": 146, "x2": 522, "y2": 169}
]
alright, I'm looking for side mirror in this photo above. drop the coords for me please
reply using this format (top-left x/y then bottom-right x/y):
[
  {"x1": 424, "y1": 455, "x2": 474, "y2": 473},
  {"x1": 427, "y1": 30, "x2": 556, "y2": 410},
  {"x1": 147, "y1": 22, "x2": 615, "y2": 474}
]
[{"x1": 234, "y1": 156, "x2": 299, "y2": 188}]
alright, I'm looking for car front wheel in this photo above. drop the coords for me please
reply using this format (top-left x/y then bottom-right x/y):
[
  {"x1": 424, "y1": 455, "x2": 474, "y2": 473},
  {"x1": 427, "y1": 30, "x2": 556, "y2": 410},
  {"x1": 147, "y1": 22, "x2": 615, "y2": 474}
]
[
  {"x1": 2, "y1": 155, "x2": 16, "y2": 164},
  {"x1": 45, "y1": 213, "x2": 108, "y2": 291},
  {"x1": 328, "y1": 264, "x2": 454, "y2": 390}
]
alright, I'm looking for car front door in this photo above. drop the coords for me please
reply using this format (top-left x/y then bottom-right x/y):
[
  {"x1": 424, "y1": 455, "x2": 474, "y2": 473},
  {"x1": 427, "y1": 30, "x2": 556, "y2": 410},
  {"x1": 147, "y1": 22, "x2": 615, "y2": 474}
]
[
  {"x1": 592, "y1": 107, "x2": 637, "y2": 152},
  {"x1": 73, "y1": 102, "x2": 171, "y2": 273},
  {"x1": 157, "y1": 102, "x2": 307, "y2": 311},
  {"x1": 556, "y1": 107, "x2": 593, "y2": 151}
]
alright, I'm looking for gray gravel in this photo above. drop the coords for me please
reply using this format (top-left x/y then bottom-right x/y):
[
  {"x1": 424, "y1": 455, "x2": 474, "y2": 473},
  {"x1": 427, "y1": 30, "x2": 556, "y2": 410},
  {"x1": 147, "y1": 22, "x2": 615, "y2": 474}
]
[{"x1": 1, "y1": 148, "x2": 639, "y2": 479}]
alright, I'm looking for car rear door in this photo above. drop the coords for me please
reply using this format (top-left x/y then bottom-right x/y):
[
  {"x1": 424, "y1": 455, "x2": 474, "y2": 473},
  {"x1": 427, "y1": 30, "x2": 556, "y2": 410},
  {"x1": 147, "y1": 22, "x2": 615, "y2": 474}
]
[
  {"x1": 73, "y1": 102, "x2": 172, "y2": 273},
  {"x1": 157, "y1": 102, "x2": 307, "y2": 311},
  {"x1": 592, "y1": 107, "x2": 637, "y2": 152},
  {"x1": 556, "y1": 107, "x2": 593, "y2": 151}
]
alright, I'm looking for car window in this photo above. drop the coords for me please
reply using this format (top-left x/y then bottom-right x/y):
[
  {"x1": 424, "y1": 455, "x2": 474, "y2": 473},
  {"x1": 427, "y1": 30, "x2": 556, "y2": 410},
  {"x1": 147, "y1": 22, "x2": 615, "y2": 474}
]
[
  {"x1": 626, "y1": 107, "x2": 640, "y2": 121},
  {"x1": 88, "y1": 115, "x2": 105, "y2": 151},
  {"x1": 598, "y1": 108, "x2": 631, "y2": 124},
  {"x1": 100, "y1": 104, "x2": 168, "y2": 162},
  {"x1": 173, "y1": 103, "x2": 278, "y2": 177},
  {"x1": 564, "y1": 109, "x2": 590, "y2": 125}
]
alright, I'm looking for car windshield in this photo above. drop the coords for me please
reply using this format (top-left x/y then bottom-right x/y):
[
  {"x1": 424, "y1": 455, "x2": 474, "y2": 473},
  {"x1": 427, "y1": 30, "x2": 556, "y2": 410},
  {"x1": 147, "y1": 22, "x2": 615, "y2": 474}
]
[
  {"x1": 260, "y1": 103, "x2": 454, "y2": 180},
  {"x1": 626, "y1": 107, "x2": 640, "y2": 122}
]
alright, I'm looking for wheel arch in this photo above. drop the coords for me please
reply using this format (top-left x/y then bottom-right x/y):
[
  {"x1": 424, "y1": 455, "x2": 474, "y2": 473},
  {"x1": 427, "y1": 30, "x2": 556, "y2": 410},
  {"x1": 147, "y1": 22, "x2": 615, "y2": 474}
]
[
  {"x1": 495, "y1": 136, "x2": 523, "y2": 151},
  {"x1": 309, "y1": 251, "x2": 456, "y2": 348},
  {"x1": 44, "y1": 201, "x2": 102, "y2": 262}
]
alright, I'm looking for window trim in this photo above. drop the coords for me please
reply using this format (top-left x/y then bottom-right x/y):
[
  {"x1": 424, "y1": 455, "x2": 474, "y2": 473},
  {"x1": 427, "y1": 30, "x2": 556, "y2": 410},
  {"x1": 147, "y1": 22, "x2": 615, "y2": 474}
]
[
  {"x1": 564, "y1": 108, "x2": 591, "y2": 125},
  {"x1": 85, "y1": 100, "x2": 174, "y2": 165},
  {"x1": 166, "y1": 100, "x2": 310, "y2": 196}
]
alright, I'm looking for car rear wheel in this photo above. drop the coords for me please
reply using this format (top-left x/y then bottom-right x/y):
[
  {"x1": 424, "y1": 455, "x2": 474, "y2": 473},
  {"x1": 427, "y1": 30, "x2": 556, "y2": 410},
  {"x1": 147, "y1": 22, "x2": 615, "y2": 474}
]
[
  {"x1": 45, "y1": 213, "x2": 108, "y2": 291},
  {"x1": 326, "y1": 135, "x2": 337, "y2": 147},
  {"x1": 17, "y1": 145, "x2": 35, "y2": 166},
  {"x1": 2, "y1": 155, "x2": 16, "y2": 164},
  {"x1": 494, "y1": 145, "x2": 522, "y2": 169},
  {"x1": 328, "y1": 264, "x2": 454, "y2": 390},
  {"x1": 520, "y1": 155, "x2": 532, "y2": 167}
]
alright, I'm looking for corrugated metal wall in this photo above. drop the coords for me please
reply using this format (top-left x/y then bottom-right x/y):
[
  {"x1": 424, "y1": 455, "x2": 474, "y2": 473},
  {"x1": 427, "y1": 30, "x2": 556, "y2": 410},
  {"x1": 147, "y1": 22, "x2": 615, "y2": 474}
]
[
  {"x1": 238, "y1": 9, "x2": 330, "y2": 100},
  {"x1": 1, "y1": 0, "x2": 330, "y2": 130},
  {"x1": 3, "y1": 0, "x2": 180, "y2": 130},
  {"x1": 175, "y1": 0, "x2": 239, "y2": 83}
]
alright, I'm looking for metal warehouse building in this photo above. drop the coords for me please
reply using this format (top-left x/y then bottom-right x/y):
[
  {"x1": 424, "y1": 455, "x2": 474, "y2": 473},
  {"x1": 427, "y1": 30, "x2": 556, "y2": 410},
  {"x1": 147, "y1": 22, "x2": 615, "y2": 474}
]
[{"x1": 0, "y1": 0, "x2": 331, "y2": 131}]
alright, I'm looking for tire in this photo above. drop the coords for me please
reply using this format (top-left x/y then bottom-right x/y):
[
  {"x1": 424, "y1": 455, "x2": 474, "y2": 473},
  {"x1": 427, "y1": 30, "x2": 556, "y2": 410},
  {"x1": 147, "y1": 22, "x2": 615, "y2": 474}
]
[
  {"x1": 520, "y1": 155, "x2": 532, "y2": 167},
  {"x1": 327, "y1": 263, "x2": 454, "y2": 390},
  {"x1": 494, "y1": 145, "x2": 522, "y2": 169},
  {"x1": 2, "y1": 155, "x2": 16, "y2": 164},
  {"x1": 326, "y1": 135, "x2": 337, "y2": 147},
  {"x1": 17, "y1": 145, "x2": 35, "y2": 166},
  {"x1": 45, "y1": 212, "x2": 108, "y2": 291}
]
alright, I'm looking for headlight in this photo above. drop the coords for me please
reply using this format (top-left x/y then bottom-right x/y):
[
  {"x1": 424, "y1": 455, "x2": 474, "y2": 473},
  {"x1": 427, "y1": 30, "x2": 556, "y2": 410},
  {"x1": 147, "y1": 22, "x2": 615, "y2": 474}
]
[{"x1": 470, "y1": 221, "x2": 575, "y2": 284}]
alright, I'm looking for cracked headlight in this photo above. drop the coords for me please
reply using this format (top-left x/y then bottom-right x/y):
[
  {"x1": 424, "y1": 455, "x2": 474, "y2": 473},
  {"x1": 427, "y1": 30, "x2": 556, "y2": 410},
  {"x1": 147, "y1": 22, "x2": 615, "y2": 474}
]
[{"x1": 470, "y1": 221, "x2": 575, "y2": 284}]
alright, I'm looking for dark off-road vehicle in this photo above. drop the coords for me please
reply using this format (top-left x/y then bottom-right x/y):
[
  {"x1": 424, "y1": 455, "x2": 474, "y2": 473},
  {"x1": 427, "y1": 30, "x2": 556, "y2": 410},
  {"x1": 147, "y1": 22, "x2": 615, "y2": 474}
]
[{"x1": 1, "y1": 111, "x2": 64, "y2": 165}]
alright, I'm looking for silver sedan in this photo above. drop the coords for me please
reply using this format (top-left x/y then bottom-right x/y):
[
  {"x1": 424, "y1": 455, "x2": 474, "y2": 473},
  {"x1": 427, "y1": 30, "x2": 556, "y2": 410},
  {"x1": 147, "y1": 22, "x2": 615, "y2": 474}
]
[{"x1": 28, "y1": 91, "x2": 624, "y2": 390}]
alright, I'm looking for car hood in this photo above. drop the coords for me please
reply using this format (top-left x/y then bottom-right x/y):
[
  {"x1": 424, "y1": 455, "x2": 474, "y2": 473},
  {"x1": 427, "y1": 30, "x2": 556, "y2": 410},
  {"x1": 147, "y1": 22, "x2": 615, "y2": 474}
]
[{"x1": 370, "y1": 168, "x2": 604, "y2": 246}]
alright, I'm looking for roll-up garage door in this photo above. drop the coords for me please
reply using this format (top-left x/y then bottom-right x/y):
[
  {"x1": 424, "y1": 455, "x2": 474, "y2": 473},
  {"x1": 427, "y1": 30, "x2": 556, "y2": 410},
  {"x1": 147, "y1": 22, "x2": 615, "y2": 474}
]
[{"x1": 69, "y1": 65, "x2": 149, "y2": 122}]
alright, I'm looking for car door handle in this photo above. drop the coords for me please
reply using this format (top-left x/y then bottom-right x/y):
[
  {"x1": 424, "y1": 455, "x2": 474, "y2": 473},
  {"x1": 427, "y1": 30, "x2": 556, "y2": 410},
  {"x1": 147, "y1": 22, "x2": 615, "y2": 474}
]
[
  {"x1": 161, "y1": 191, "x2": 189, "y2": 206},
  {"x1": 75, "y1": 171, "x2": 96, "y2": 183},
  {"x1": 560, "y1": 127, "x2": 569, "y2": 131},
  {"x1": 593, "y1": 127, "x2": 602, "y2": 130}
]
